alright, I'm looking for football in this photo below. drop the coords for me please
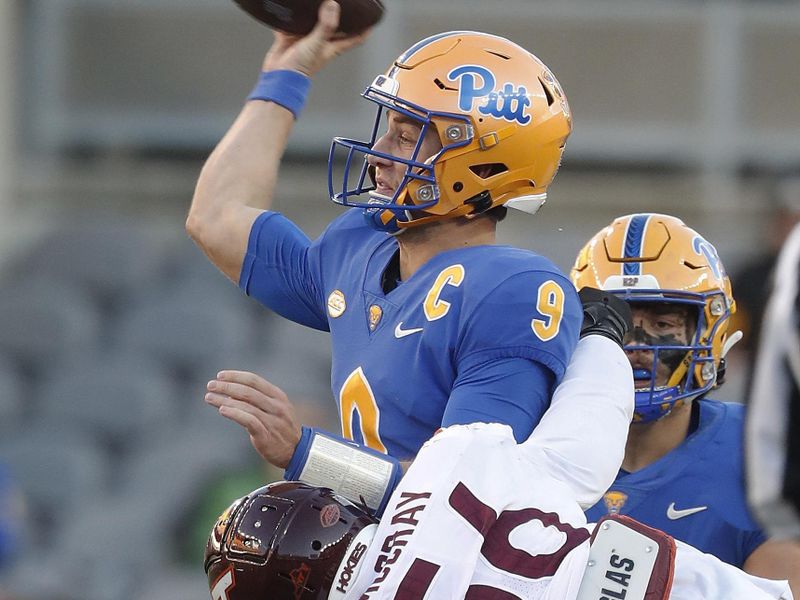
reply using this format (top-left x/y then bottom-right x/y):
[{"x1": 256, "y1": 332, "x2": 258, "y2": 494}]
[{"x1": 233, "y1": 0, "x2": 384, "y2": 36}]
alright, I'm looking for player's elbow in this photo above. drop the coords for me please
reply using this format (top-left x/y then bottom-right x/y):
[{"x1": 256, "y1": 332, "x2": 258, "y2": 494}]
[
  {"x1": 187, "y1": 157, "x2": 228, "y2": 240},
  {"x1": 185, "y1": 213, "x2": 215, "y2": 268},
  {"x1": 185, "y1": 207, "x2": 207, "y2": 245},
  {"x1": 186, "y1": 185, "x2": 223, "y2": 251},
  {"x1": 185, "y1": 200, "x2": 229, "y2": 275},
  {"x1": 185, "y1": 198, "x2": 254, "y2": 284}
]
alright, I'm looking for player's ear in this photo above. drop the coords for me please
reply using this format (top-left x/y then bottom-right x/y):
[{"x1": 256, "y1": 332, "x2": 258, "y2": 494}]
[{"x1": 473, "y1": 164, "x2": 493, "y2": 178}]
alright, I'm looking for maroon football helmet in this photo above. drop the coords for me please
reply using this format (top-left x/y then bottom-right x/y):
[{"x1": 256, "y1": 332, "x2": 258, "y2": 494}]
[{"x1": 205, "y1": 481, "x2": 377, "y2": 600}]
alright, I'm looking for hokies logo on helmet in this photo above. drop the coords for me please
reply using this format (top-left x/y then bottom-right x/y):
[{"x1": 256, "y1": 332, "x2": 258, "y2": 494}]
[{"x1": 447, "y1": 65, "x2": 532, "y2": 125}]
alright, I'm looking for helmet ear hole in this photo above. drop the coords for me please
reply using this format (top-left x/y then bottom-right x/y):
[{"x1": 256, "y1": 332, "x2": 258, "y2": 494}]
[
  {"x1": 469, "y1": 163, "x2": 508, "y2": 180},
  {"x1": 311, "y1": 540, "x2": 322, "y2": 551},
  {"x1": 538, "y1": 77, "x2": 555, "y2": 106}
]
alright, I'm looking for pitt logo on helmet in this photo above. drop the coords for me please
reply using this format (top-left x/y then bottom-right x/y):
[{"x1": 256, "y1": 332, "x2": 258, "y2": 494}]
[
  {"x1": 692, "y1": 236, "x2": 724, "y2": 280},
  {"x1": 448, "y1": 65, "x2": 531, "y2": 125}
]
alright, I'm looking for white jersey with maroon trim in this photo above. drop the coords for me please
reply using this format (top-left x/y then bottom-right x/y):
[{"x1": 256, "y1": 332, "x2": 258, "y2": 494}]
[
  {"x1": 341, "y1": 336, "x2": 793, "y2": 600},
  {"x1": 344, "y1": 422, "x2": 594, "y2": 600},
  {"x1": 342, "y1": 335, "x2": 633, "y2": 599}
]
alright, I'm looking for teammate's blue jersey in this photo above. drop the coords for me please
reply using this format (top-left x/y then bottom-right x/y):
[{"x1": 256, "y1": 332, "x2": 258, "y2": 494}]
[
  {"x1": 240, "y1": 209, "x2": 581, "y2": 460},
  {"x1": 585, "y1": 399, "x2": 767, "y2": 568}
]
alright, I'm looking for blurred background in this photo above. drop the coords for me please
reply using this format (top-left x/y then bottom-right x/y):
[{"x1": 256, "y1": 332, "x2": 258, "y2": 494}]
[{"x1": 0, "y1": 0, "x2": 798, "y2": 598}]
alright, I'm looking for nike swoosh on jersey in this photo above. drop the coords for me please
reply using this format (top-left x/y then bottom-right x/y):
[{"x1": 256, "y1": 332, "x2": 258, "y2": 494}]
[
  {"x1": 666, "y1": 502, "x2": 708, "y2": 520},
  {"x1": 394, "y1": 322, "x2": 424, "y2": 338}
]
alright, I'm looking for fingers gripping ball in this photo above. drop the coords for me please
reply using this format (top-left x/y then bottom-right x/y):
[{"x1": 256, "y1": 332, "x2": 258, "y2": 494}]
[
  {"x1": 233, "y1": 0, "x2": 384, "y2": 35},
  {"x1": 578, "y1": 287, "x2": 634, "y2": 348}
]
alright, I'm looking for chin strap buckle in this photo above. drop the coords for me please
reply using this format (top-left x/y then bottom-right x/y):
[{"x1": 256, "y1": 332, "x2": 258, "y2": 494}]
[{"x1": 464, "y1": 191, "x2": 493, "y2": 214}]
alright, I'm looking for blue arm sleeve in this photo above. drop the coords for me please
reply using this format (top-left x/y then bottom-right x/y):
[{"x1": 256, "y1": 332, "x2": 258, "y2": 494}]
[
  {"x1": 740, "y1": 528, "x2": 769, "y2": 565},
  {"x1": 239, "y1": 211, "x2": 329, "y2": 331},
  {"x1": 442, "y1": 357, "x2": 554, "y2": 443}
]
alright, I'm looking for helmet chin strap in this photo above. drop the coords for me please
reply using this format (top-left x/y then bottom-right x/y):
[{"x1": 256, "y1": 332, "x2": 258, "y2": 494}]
[
  {"x1": 721, "y1": 330, "x2": 743, "y2": 359},
  {"x1": 712, "y1": 330, "x2": 743, "y2": 388}
]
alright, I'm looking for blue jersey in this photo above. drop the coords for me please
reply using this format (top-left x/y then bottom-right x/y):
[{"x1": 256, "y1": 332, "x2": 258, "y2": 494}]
[
  {"x1": 585, "y1": 399, "x2": 767, "y2": 568},
  {"x1": 240, "y1": 209, "x2": 581, "y2": 460}
]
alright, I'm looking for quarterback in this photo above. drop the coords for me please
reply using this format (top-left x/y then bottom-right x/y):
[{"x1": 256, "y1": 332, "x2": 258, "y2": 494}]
[
  {"x1": 189, "y1": 0, "x2": 580, "y2": 510},
  {"x1": 573, "y1": 213, "x2": 800, "y2": 592}
]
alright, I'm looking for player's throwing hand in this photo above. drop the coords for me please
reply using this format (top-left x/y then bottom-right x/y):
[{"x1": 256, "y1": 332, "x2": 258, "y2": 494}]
[{"x1": 262, "y1": 0, "x2": 371, "y2": 76}]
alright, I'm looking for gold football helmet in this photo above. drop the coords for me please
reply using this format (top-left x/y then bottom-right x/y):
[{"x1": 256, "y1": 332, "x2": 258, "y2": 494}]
[
  {"x1": 571, "y1": 214, "x2": 738, "y2": 422},
  {"x1": 329, "y1": 31, "x2": 572, "y2": 232}
]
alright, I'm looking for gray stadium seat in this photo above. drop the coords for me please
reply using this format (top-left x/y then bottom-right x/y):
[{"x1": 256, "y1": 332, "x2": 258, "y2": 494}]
[
  {"x1": 154, "y1": 238, "x2": 261, "y2": 310},
  {"x1": 0, "y1": 423, "x2": 110, "y2": 540},
  {"x1": 7, "y1": 220, "x2": 166, "y2": 316},
  {"x1": 0, "y1": 279, "x2": 101, "y2": 378},
  {"x1": 35, "y1": 352, "x2": 177, "y2": 457},
  {"x1": 130, "y1": 567, "x2": 211, "y2": 600},
  {"x1": 124, "y1": 237, "x2": 269, "y2": 339},
  {"x1": 261, "y1": 317, "x2": 333, "y2": 401},
  {"x1": 0, "y1": 356, "x2": 24, "y2": 433},
  {"x1": 3, "y1": 496, "x2": 163, "y2": 600},
  {"x1": 2, "y1": 555, "x2": 80, "y2": 600},
  {"x1": 112, "y1": 294, "x2": 254, "y2": 383},
  {"x1": 50, "y1": 497, "x2": 168, "y2": 600},
  {"x1": 117, "y1": 426, "x2": 253, "y2": 525}
]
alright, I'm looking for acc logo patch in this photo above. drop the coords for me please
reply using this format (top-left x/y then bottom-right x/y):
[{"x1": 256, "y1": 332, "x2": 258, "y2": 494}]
[
  {"x1": 328, "y1": 290, "x2": 346, "y2": 318},
  {"x1": 603, "y1": 490, "x2": 628, "y2": 515},
  {"x1": 320, "y1": 503, "x2": 341, "y2": 528},
  {"x1": 447, "y1": 65, "x2": 531, "y2": 124}
]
